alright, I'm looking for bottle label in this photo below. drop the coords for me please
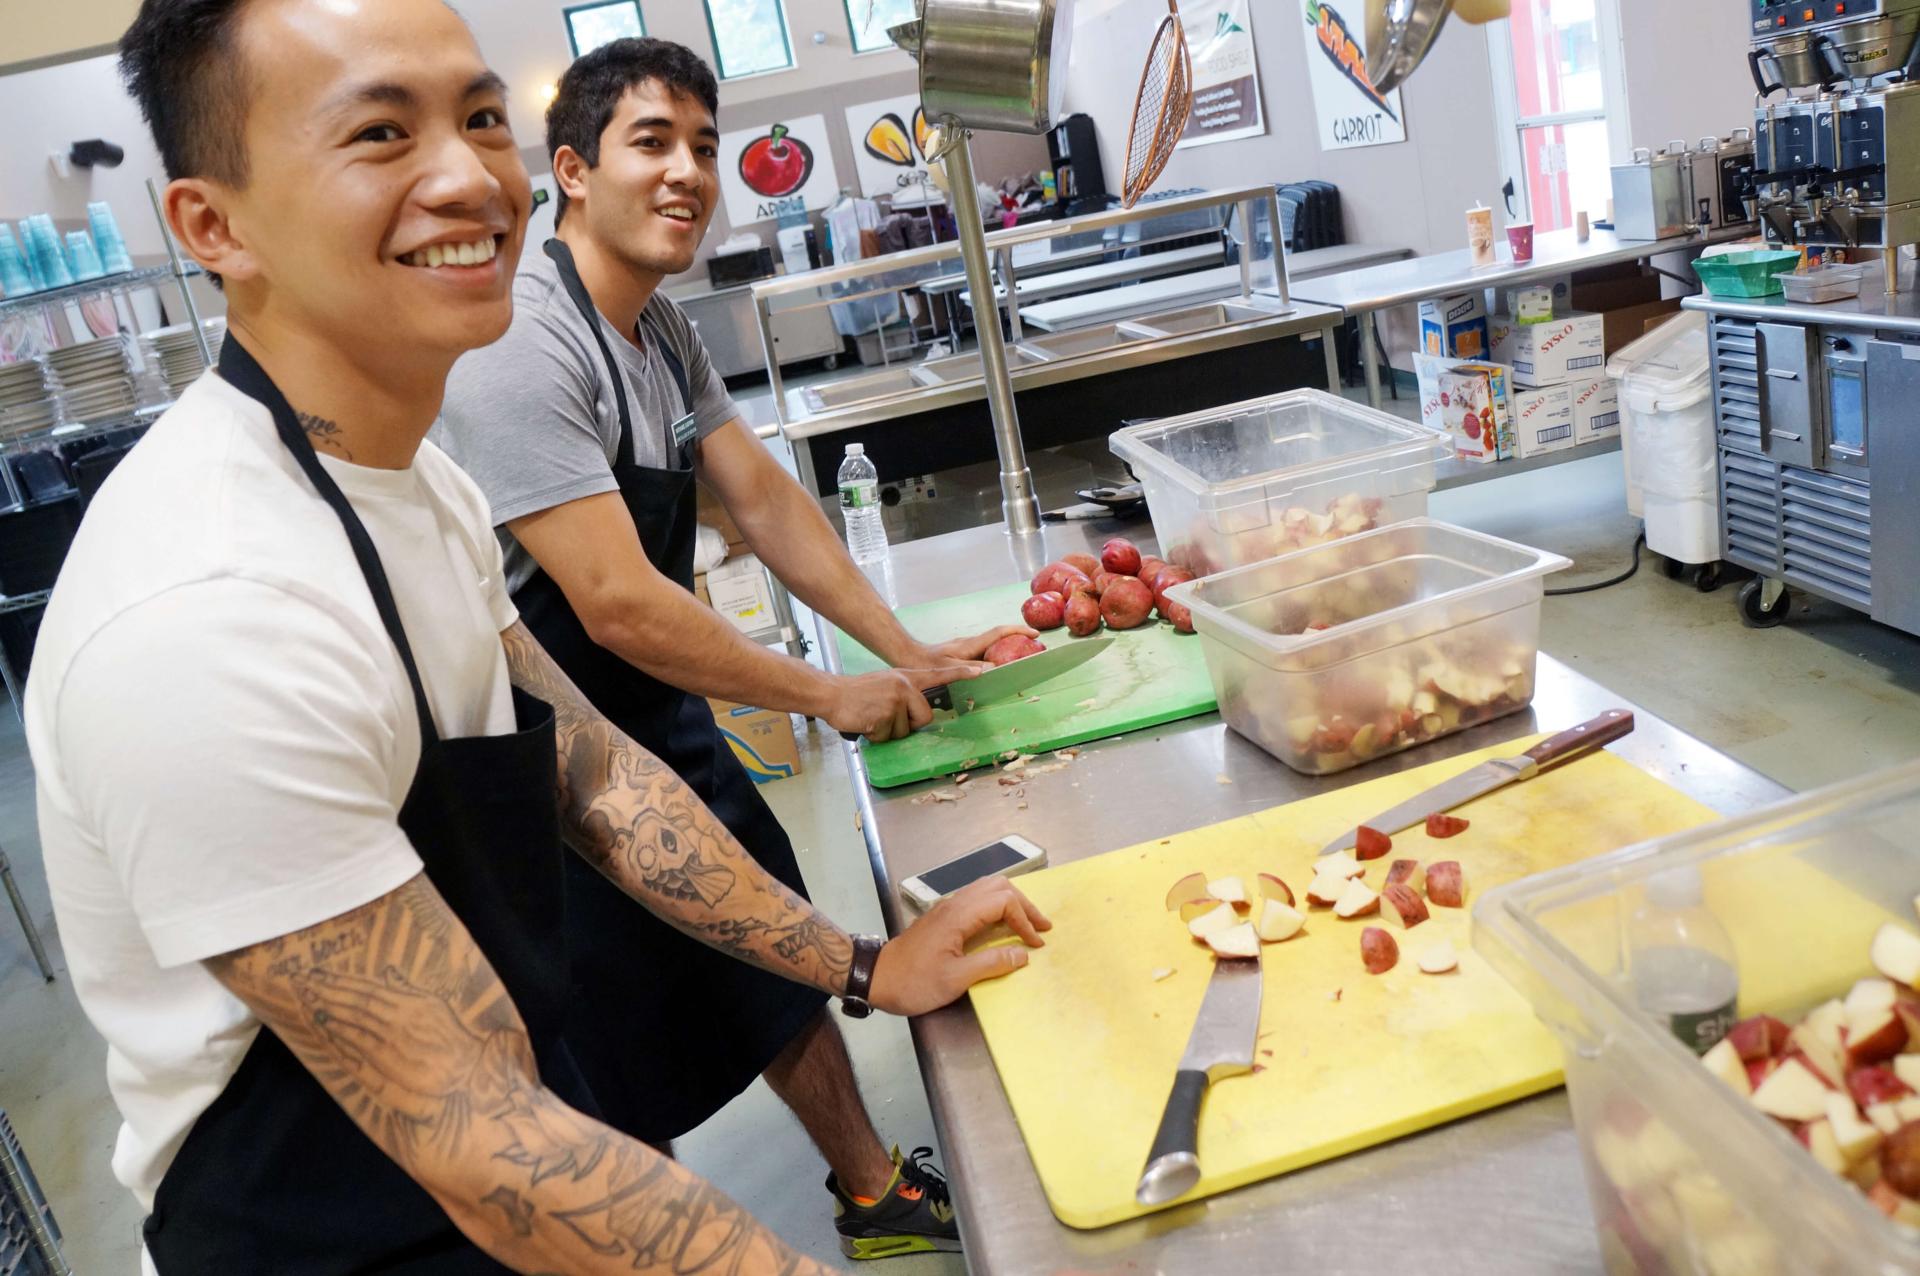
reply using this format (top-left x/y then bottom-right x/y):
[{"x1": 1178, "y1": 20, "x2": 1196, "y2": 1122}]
[
  {"x1": 1668, "y1": 998, "x2": 1739, "y2": 1056},
  {"x1": 840, "y1": 481, "x2": 878, "y2": 511}
]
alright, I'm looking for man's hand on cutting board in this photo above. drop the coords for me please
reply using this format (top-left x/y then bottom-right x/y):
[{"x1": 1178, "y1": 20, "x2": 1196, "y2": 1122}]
[
  {"x1": 829, "y1": 669, "x2": 942, "y2": 743},
  {"x1": 871, "y1": 877, "x2": 1052, "y2": 1016}
]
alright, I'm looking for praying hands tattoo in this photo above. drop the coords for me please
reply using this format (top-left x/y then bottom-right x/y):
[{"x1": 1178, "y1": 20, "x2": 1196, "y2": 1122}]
[
  {"x1": 500, "y1": 620, "x2": 854, "y2": 996},
  {"x1": 211, "y1": 877, "x2": 831, "y2": 1274}
]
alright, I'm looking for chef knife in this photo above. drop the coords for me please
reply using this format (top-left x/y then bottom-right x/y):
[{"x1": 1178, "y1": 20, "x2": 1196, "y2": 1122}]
[
  {"x1": 1318, "y1": 708, "x2": 1636, "y2": 857},
  {"x1": 1135, "y1": 954, "x2": 1263, "y2": 1207},
  {"x1": 923, "y1": 636, "x2": 1114, "y2": 714}
]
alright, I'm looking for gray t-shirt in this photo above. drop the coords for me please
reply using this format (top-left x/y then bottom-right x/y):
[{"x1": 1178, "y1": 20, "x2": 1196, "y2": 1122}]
[{"x1": 434, "y1": 249, "x2": 740, "y2": 593}]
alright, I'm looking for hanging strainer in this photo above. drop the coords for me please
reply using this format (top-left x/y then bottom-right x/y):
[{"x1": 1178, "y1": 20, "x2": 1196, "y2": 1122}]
[{"x1": 1121, "y1": 0, "x2": 1194, "y2": 209}]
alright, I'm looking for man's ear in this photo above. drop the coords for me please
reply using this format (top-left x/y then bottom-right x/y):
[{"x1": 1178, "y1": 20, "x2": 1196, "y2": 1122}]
[
  {"x1": 165, "y1": 177, "x2": 260, "y2": 284},
  {"x1": 552, "y1": 146, "x2": 591, "y2": 212}
]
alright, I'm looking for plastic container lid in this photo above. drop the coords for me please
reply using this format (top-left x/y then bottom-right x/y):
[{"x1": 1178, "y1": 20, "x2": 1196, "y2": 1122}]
[{"x1": 1606, "y1": 311, "x2": 1710, "y2": 412}]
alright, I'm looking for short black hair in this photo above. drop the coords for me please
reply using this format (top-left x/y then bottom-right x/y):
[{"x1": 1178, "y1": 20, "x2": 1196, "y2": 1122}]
[
  {"x1": 119, "y1": 0, "x2": 255, "y2": 187},
  {"x1": 546, "y1": 37, "x2": 720, "y2": 225}
]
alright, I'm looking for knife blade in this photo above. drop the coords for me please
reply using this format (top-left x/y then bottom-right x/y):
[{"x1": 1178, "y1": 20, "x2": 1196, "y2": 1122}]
[
  {"x1": 924, "y1": 636, "x2": 1114, "y2": 715},
  {"x1": 1135, "y1": 955, "x2": 1263, "y2": 1207},
  {"x1": 1318, "y1": 708, "x2": 1636, "y2": 857}
]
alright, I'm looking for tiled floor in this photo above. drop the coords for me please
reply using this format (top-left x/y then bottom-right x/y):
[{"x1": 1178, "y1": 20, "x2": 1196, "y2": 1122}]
[{"x1": 3, "y1": 423, "x2": 1919, "y2": 1272}]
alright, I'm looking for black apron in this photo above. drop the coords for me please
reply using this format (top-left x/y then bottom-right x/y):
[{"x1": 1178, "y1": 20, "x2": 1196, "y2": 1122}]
[
  {"x1": 142, "y1": 338, "x2": 595, "y2": 1273},
  {"x1": 514, "y1": 240, "x2": 826, "y2": 1143}
]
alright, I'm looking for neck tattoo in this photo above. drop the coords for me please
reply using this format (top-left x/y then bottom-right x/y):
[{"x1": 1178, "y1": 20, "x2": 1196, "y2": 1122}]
[{"x1": 297, "y1": 412, "x2": 353, "y2": 462}]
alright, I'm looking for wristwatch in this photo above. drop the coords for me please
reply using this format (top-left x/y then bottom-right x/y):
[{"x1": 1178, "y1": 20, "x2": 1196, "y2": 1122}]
[{"x1": 840, "y1": 934, "x2": 886, "y2": 1019}]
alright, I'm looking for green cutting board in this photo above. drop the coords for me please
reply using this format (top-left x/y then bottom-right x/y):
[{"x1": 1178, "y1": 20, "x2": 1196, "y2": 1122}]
[{"x1": 836, "y1": 581, "x2": 1217, "y2": 788}]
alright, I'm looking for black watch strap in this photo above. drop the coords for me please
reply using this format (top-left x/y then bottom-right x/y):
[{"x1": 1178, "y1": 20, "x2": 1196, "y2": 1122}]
[{"x1": 840, "y1": 934, "x2": 885, "y2": 1019}]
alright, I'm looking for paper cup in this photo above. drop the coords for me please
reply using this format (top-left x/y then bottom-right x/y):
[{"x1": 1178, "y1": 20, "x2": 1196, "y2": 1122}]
[
  {"x1": 1467, "y1": 208, "x2": 1495, "y2": 266},
  {"x1": 1506, "y1": 221, "x2": 1535, "y2": 262}
]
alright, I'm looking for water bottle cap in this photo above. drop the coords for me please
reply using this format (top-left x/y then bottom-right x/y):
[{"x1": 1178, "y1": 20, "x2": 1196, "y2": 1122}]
[
  {"x1": 1646, "y1": 866, "x2": 1704, "y2": 911},
  {"x1": 846, "y1": 443, "x2": 865, "y2": 457}
]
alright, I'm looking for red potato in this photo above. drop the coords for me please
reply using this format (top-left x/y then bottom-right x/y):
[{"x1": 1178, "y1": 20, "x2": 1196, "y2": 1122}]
[
  {"x1": 1385, "y1": 859, "x2": 1425, "y2": 893},
  {"x1": 1031, "y1": 563, "x2": 1091, "y2": 599},
  {"x1": 1101, "y1": 537, "x2": 1143, "y2": 576},
  {"x1": 1091, "y1": 570, "x2": 1121, "y2": 597},
  {"x1": 1383, "y1": 883, "x2": 1429, "y2": 929},
  {"x1": 984, "y1": 635, "x2": 1046, "y2": 666},
  {"x1": 1137, "y1": 556, "x2": 1170, "y2": 590},
  {"x1": 1021, "y1": 591, "x2": 1067, "y2": 630},
  {"x1": 1426, "y1": 860, "x2": 1466, "y2": 907},
  {"x1": 1885, "y1": 1122, "x2": 1920, "y2": 1197},
  {"x1": 1065, "y1": 591, "x2": 1103, "y2": 637},
  {"x1": 1151, "y1": 567, "x2": 1196, "y2": 613},
  {"x1": 1164, "y1": 872, "x2": 1208, "y2": 910},
  {"x1": 1256, "y1": 873, "x2": 1295, "y2": 906},
  {"x1": 1355, "y1": 826, "x2": 1393, "y2": 861},
  {"x1": 1061, "y1": 553, "x2": 1100, "y2": 578},
  {"x1": 1361, "y1": 927, "x2": 1399, "y2": 974},
  {"x1": 1851, "y1": 1065, "x2": 1915, "y2": 1109},
  {"x1": 1100, "y1": 577, "x2": 1155, "y2": 630},
  {"x1": 1729, "y1": 1014, "x2": 1794, "y2": 1062},
  {"x1": 1425, "y1": 812, "x2": 1471, "y2": 838},
  {"x1": 1162, "y1": 600, "x2": 1196, "y2": 634}
]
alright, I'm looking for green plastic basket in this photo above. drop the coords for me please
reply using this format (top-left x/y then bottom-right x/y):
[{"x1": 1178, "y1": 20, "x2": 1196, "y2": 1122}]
[{"x1": 1691, "y1": 249, "x2": 1801, "y2": 298}]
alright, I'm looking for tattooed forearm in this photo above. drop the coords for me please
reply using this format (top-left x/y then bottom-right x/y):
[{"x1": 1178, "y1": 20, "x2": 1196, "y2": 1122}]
[
  {"x1": 297, "y1": 411, "x2": 353, "y2": 461},
  {"x1": 500, "y1": 621, "x2": 854, "y2": 996},
  {"x1": 208, "y1": 875, "x2": 836, "y2": 1275}
]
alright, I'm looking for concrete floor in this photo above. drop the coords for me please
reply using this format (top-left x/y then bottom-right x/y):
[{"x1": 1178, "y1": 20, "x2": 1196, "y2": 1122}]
[{"x1": 4, "y1": 449, "x2": 1920, "y2": 1271}]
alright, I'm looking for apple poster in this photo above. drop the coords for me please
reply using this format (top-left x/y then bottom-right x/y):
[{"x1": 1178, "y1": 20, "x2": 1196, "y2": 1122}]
[{"x1": 718, "y1": 114, "x2": 842, "y2": 227}]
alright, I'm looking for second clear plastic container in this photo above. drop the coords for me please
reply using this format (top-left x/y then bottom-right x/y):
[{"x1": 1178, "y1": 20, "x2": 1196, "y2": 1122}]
[
  {"x1": 1163, "y1": 518, "x2": 1570, "y2": 774},
  {"x1": 1475, "y1": 762, "x2": 1920, "y2": 1275},
  {"x1": 1109, "y1": 388, "x2": 1451, "y2": 578},
  {"x1": 1781, "y1": 263, "x2": 1865, "y2": 303}
]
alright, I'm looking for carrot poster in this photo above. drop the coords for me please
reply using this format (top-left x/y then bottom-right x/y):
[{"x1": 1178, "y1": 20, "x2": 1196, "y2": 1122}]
[
  {"x1": 717, "y1": 114, "x2": 841, "y2": 225},
  {"x1": 1301, "y1": 0, "x2": 1407, "y2": 150},
  {"x1": 844, "y1": 93, "x2": 940, "y2": 202}
]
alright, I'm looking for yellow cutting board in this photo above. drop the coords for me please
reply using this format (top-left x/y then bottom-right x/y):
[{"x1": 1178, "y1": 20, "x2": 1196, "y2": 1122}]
[{"x1": 967, "y1": 739, "x2": 1722, "y2": 1230}]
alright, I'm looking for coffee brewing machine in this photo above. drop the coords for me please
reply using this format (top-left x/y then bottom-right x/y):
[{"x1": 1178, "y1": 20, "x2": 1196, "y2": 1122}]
[{"x1": 1748, "y1": 0, "x2": 1920, "y2": 290}]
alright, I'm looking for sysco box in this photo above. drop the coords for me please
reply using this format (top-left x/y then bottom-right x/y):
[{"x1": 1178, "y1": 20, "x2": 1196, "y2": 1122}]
[
  {"x1": 1510, "y1": 384, "x2": 1575, "y2": 458},
  {"x1": 1568, "y1": 376, "x2": 1621, "y2": 443},
  {"x1": 1491, "y1": 310, "x2": 1605, "y2": 387},
  {"x1": 1418, "y1": 292, "x2": 1490, "y2": 360}
]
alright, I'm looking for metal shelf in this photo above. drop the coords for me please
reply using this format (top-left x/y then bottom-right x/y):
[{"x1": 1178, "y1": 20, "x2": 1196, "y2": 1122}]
[
  {"x1": 0, "y1": 405, "x2": 164, "y2": 459},
  {"x1": 0, "y1": 262, "x2": 200, "y2": 317},
  {"x1": 1434, "y1": 436, "x2": 1622, "y2": 491}
]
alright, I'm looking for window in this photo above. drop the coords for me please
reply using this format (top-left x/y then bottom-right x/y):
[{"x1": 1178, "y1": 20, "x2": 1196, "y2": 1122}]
[
  {"x1": 704, "y1": 0, "x2": 796, "y2": 78},
  {"x1": 1485, "y1": 0, "x2": 1631, "y2": 233},
  {"x1": 845, "y1": 0, "x2": 917, "y2": 54},
  {"x1": 565, "y1": 1, "x2": 645, "y2": 58}
]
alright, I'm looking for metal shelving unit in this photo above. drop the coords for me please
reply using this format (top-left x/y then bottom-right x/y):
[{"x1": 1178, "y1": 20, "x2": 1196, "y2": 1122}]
[{"x1": 0, "y1": 261, "x2": 195, "y2": 317}]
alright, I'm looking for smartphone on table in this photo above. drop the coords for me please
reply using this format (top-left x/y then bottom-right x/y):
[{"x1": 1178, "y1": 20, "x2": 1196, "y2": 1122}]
[{"x1": 899, "y1": 835, "x2": 1047, "y2": 912}]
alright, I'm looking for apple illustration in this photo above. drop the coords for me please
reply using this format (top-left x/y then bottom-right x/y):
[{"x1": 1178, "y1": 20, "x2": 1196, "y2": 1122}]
[{"x1": 739, "y1": 124, "x2": 813, "y2": 198}]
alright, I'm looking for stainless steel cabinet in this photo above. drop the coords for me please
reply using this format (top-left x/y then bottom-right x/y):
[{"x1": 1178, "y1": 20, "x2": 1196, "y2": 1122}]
[{"x1": 676, "y1": 284, "x2": 841, "y2": 379}]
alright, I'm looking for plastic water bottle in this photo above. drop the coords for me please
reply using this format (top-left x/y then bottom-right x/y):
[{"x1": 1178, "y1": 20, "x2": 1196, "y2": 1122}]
[
  {"x1": 1628, "y1": 867, "x2": 1740, "y2": 1055},
  {"x1": 838, "y1": 444, "x2": 888, "y2": 566}
]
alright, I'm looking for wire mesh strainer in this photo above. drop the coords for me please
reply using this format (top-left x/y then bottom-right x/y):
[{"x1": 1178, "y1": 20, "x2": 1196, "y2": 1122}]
[{"x1": 1122, "y1": 0, "x2": 1195, "y2": 208}]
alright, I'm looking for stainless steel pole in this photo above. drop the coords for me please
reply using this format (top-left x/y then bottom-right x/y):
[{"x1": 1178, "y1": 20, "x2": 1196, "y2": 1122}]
[{"x1": 943, "y1": 131, "x2": 1041, "y2": 536}]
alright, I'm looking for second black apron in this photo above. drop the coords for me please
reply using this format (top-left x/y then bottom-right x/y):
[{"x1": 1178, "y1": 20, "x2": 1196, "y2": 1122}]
[
  {"x1": 515, "y1": 239, "x2": 827, "y2": 1143},
  {"x1": 142, "y1": 338, "x2": 596, "y2": 1272}
]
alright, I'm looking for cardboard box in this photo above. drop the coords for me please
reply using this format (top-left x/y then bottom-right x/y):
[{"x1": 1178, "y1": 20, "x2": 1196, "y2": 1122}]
[
  {"x1": 707, "y1": 699, "x2": 802, "y2": 784},
  {"x1": 1568, "y1": 376, "x2": 1622, "y2": 444},
  {"x1": 1419, "y1": 293, "x2": 1491, "y2": 360},
  {"x1": 695, "y1": 483, "x2": 749, "y2": 558},
  {"x1": 1492, "y1": 310, "x2": 1606, "y2": 386},
  {"x1": 1510, "y1": 384, "x2": 1576, "y2": 458},
  {"x1": 1570, "y1": 264, "x2": 1661, "y2": 314},
  {"x1": 1437, "y1": 363, "x2": 1510, "y2": 463},
  {"x1": 1411, "y1": 351, "x2": 1453, "y2": 435},
  {"x1": 706, "y1": 553, "x2": 778, "y2": 636},
  {"x1": 1601, "y1": 298, "x2": 1683, "y2": 352}
]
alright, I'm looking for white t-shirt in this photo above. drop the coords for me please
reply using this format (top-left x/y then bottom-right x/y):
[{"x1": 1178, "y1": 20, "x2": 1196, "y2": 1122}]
[{"x1": 25, "y1": 371, "x2": 520, "y2": 1226}]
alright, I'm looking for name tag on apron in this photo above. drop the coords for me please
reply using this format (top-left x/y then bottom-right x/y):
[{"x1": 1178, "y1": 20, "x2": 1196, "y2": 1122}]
[{"x1": 670, "y1": 412, "x2": 698, "y2": 449}]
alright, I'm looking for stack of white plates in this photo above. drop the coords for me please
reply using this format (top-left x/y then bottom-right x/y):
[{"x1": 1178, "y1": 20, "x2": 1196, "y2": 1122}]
[
  {"x1": 0, "y1": 359, "x2": 58, "y2": 440},
  {"x1": 47, "y1": 335, "x2": 137, "y2": 425},
  {"x1": 141, "y1": 318, "x2": 226, "y2": 399}
]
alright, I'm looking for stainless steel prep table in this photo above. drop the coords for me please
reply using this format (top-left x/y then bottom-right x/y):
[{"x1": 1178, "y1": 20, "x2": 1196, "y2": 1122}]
[
  {"x1": 817, "y1": 516, "x2": 1789, "y2": 1275},
  {"x1": 1294, "y1": 226, "x2": 1755, "y2": 410}
]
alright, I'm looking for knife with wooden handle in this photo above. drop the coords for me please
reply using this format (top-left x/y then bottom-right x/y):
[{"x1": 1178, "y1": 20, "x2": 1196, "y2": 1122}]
[{"x1": 1318, "y1": 709, "x2": 1636, "y2": 857}]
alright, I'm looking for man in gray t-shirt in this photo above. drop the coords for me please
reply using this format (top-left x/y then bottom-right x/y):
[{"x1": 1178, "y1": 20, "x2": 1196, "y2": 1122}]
[{"x1": 435, "y1": 38, "x2": 1031, "y2": 1261}]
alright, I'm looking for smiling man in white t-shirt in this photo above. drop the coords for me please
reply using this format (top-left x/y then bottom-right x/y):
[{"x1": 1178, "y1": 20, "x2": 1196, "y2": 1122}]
[{"x1": 26, "y1": 1, "x2": 1047, "y2": 1271}]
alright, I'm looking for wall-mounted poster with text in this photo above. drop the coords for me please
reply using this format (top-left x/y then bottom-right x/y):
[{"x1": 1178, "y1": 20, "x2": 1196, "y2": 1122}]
[
  {"x1": 717, "y1": 114, "x2": 842, "y2": 226},
  {"x1": 1177, "y1": 1, "x2": 1266, "y2": 150},
  {"x1": 1301, "y1": 0, "x2": 1408, "y2": 151},
  {"x1": 844, "y1": 93, "x2": 944, "y2": 202}
]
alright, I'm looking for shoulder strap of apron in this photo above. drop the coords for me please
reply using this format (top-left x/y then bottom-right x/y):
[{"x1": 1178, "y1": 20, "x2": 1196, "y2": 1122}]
[
  {"x1": 545, "y1": 239, "x2": 640, "y2": 468},
  {"x1": 217, "y1": 337, "x2": 441, "y2": 747},
  {"x1": 543, "y1": 239, "x2": 695, "y2": 460}
]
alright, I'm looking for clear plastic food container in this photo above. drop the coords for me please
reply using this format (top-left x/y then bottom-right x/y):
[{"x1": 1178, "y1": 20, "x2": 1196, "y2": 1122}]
[
  {"x1": 1780, "y1": 263, "x2": 1865, "y2": 304},
  {"x1": 1110, "y1": 389, "x2": 1451, "y2": 578},
  {"x1": 1475, "y1": 763, "x2": 1920, "y2": 1276},
  {"x1": 1163, "y1": 519, "x2": 1569, "y2": 774}
]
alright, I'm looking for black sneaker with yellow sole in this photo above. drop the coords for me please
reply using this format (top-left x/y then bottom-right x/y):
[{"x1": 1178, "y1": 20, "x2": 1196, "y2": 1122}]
[{"x1": 826, "y1": 1145, "x2": 962, "y2": 1260}]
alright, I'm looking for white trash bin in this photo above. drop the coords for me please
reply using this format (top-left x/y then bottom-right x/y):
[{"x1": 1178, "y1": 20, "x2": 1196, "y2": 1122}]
[{"x1": 1606, "y1": 312, "x2": 1718, "y2": 565}]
